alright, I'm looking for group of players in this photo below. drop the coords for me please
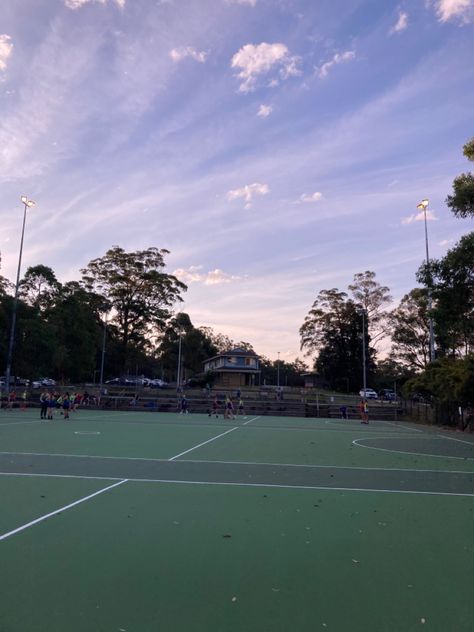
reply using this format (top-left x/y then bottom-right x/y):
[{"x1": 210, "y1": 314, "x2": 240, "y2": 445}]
[
  {"x1": 39, "y1": 391, "x2": 84, "y2": 420},
  {"x1": 178, "y1": 393, "x2": 245, "y2": 418}
]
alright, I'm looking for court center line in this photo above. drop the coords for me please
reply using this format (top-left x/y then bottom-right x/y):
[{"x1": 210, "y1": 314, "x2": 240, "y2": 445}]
[
  {"x1": 0, "y1": 471, "x2": 471, "y2": 497},
  {"x1": 168, "y1": 427, "x2": 239, "y2": 461},
  {"x1": 0, "y1": 479, "x2": 128, "y2": 543}
]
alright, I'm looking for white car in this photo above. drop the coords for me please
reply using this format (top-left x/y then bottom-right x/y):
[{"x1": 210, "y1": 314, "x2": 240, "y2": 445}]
[{"x1": 359, "y1": 388, "x2": 378, "y2": 399}]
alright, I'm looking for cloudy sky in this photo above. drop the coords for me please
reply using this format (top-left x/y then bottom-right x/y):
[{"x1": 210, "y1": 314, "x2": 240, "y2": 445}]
[{"x1": 0, "y1": 0, "x2": 473, "y2": 362}]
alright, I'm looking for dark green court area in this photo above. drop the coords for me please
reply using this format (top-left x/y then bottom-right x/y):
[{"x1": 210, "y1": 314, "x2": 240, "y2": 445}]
[{"x1": 1, "y1": 409, "x2": 473, "y2": 631}]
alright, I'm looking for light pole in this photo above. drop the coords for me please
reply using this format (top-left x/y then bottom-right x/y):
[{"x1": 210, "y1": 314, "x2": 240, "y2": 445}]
[
  {"x1": 176, "y1": 333, "x2": 183, "y2": 392},
  {"x1": 98, "y1": 312, "x2": 108, "y2": 400},
  {"x1": 277, "y1": 351, "x2": 280, "y2": 388},
  {"x1": 417, "y1": 199, "x2": 435, "y2": 362},
  {"x1": 3, "y1": 196, "x2": 35, "y2": 398},
  {"x1": 358, "y1": 308, "x2": 367, "y2": 395}
]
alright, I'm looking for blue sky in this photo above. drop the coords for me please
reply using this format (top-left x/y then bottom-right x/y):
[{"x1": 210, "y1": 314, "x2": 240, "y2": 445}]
[{"x1": 0, "y1": 0, "x2": 473, "y2": 362}]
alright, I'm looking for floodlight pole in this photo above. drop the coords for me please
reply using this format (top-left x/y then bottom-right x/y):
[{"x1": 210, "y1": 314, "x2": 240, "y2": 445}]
[
  {"x1": 98, "y1": 313, "x2": 108, "y2": 401},
  {"x1": 4, "y1": 196, "x2": 35, "y2": 399},
  {"x1": 359, "y1": 309, "x2": 367, "y2": 394},
  {"x1": 277, "y1": 351, "x2": 280, "y2": 388},
  {"x1": 418, "y1": 199, "x2": 435, "y2": 362},
  {"x1": 176, "y1": 333, "x2": 182, "y2": 392}
]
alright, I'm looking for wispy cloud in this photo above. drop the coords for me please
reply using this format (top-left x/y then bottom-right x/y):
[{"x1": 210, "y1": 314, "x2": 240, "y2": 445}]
[
  {"x1": 65, "y1": 0, "x2": 125, "y2": 9},
  {"x1": 173, "y1": 265, "x2": 241, "y2": 285},
  {"x1": 227, "y1": 182, "x2": 269, "y2": 208},
  {"x1": 0, "y1": 35, "x2": 13, "y2": 73},
  {"x1": 401, "y1": 209, "x2": 438, "y2": 224},
  {"x1": 257, "y1": 104, "x2": 273, "y2": 118},
  {"x1": 439, "y1": 238, "x2": 454, "y2": 246},
  {"x1": 299, "y1": 192, "x2": 323, "y2": 203},
  {"x1": 225, "y1": 0, "x2": 257, "y2": 5},
  {"x1": 169, "y1": 47, "x2": 208, "y2": 63},
  {"x1": 431, "y1": 0, "x2": 474, "y2": 24},
  {"x1": 390, "y1": 11, "x2": 409, "y2": 34},
  {"x1": 231, "y1": 42, "x2": 300, "y2": 93},
  {"x1": 316, "y1": 50, "x2": 355, "y2": 78}
]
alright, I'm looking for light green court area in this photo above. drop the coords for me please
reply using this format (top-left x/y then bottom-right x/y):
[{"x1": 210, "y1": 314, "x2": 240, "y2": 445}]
[{"x1": 0, "y1": 409, "x2": 473, "y2": 631}]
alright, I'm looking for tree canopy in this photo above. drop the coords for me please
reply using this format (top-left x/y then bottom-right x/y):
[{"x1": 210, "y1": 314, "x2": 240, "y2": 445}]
[
  {"x1": 446, "y1": 136, "x2": 474, "y2": 218},
  {"x1": 81, "y1": 246, "x2": 187, "y2": 371}
]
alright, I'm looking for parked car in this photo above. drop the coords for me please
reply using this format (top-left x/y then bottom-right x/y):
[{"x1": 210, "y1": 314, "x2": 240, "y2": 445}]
[
  {"x1": 379, "y1": 389, "x2": 397, "y2": 401},
  {"x1": 0, "y1": 376, "x2": 30, "y2": 386},
  {"x1": 105, "y1": 377, "x2": 134, "y2": 386},
  {"x1": 359, "y1": 388, "x2": 378, "y2": 399},
  {"x1": 31, "y1": 378, "x2": 56, "y2": 388},
  {"x1": 146, "y1": 378, "x2": 170, "y2": 388}
]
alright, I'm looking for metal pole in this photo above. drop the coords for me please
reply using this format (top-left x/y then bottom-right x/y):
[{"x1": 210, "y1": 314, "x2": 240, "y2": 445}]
[
  {"x1": 423, "y1": 206, "x2": 435, "y2": 362},
  {"x1": 176, "y1": 334, "x2": 182, "y2": 391},
  {"x1": 4, "y1": 199, "x2": 30, "y2": 398},
  {"x1": 361, "y1": 310, "x2": 367, "y2": 393},
  {"x1": 277, "y1": 351, "x2": 280, "y2": 388},
  {"x1": 98, "y1": 314, "x2": 107, "y2": 401}
]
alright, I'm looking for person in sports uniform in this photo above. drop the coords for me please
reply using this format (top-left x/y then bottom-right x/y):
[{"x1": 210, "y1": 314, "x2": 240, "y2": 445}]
[
  {"x1": 40, "y1": 390, "x2": 49, "y2": 419},
  {"x1": 62, "y1": 392, "x2": 71, "y2": 420}
]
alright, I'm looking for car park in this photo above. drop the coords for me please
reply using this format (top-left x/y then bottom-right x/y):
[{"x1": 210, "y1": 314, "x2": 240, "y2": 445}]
[{"x1": 359, "y1": 388, "x2": 378, "y2": 399}]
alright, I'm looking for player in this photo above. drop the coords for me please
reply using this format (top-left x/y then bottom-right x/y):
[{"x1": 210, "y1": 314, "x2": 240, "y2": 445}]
[
  {"x1": 359, "y1": 399, "x2": 369, "y2": 424},
  {"x1": 39, "y1": 390, "x2": 49, "y2": 419},
  {"x1": 209, "y1": 396, "x2": 219, "y2": 418},
  {"x1": 237, "y1": 398, "x2": 245, "y2": 416}
]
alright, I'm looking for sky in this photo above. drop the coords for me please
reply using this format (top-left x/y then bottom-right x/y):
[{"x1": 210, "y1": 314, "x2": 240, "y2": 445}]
[{"x1": 0, "y1": 0, "x2": 473, "y2": 363}]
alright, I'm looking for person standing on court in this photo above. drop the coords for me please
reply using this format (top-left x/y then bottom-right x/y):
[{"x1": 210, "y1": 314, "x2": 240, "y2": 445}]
[
  {"x1": 40, "y1": 390, "x2": 49, "y2": 419},
  {"x1": 62, "y1": 392, "x2": 71, "y2": 420}
]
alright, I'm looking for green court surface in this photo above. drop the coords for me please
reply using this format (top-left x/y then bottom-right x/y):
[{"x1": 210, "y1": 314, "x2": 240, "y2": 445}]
[{"x1": 1, "y1": 409, "x2": 473, "y2": 631}]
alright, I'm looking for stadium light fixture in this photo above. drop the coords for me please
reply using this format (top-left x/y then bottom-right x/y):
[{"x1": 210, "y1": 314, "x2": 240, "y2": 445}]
[
  {"x1": 416, "y1": 198, "x2": 435, "y2": 363},
  {"x1": 3, "y1": 196, "x2": 36, "y2": 397}
]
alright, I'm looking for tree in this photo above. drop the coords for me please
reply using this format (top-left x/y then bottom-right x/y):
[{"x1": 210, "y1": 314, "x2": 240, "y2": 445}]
[
  {"x1": 81, "y1": 246, "x2": 187, "y2": 371},
  {"x1": 348, "y1": 270, "x2": 392, "y2": 346},
  {"x1": 446, "y1": 136, "x2": 474, "y2": 218},
  {"x1": 417, "y1": 232, "x2": 474, "y2": 358},
  {"x1": 198, "y1": 327, "x2": 234, "y2": 353},
  {"x1": 19, "y1": 265, "x2": 62, "y2": 312},
  {"x1": 404, "y1": 356, "x2": 474, "y2": 427},
  {"x1": 300, "y1": 289, "x2": 375, "y2": 391},
  {"x1": 389, "y1": 288, "x2": 431, "y2": 370},
  {"x1": 158, "y1": 313, "x2": 219, "y2": 382}
]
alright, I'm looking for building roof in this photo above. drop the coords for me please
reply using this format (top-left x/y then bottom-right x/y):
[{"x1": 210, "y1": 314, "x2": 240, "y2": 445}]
[{"x1": 204, "y1": 347, "x2": 259, "y2": 364}]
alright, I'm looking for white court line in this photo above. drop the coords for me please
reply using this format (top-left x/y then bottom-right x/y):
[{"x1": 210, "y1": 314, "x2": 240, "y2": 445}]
[
  {"x1": 2, "y1": 450, "x2": 472, "y2": 474},
  {"x1": 243, "y1": 416, "x2": 260, "y2": 426},
  {"x1": 353, "y1": 438, "x2": 473, "y2": 461},
  {"x1": 0, "y1": 471, "x2": 471, "y2": 498},
  {"x1": 0, "y1": 472, "x2": 122, "y2": 482},
  {"x1": 0, "y1": 479, "x2": 128, "y2": 542},
  {"x1": 168, "y1": 427, "x2": 239, "y2": 461},
  {"x1": 437, "y1": 434, "x2": 474, "y2": 447},
  {"x1": 381, "y1": 420, "x2": 423, "y2": 433},
  {"x1": 0, "y1": 421, "x2": 42, "y2": 427}
]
